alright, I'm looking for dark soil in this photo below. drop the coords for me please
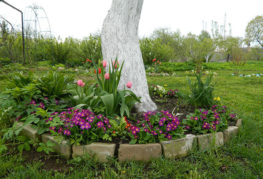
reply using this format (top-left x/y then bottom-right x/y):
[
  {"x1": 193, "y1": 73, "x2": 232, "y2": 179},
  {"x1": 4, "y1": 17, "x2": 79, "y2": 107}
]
[
  {"x1": 152, "y1": 96, "x2": 195, "y2": 121},
  {"x1": 22, "y1": 149, "x2": 71, "y2": 173},
  {"x1": 3, "y1": 144, "x2": 72, "y2": 173}
]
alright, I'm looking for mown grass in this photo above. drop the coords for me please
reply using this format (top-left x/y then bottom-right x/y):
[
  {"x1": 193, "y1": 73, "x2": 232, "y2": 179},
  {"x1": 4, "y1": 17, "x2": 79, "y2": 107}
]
[{"x1": 0, "y1": 61, "x2": 263, "y2": 178}]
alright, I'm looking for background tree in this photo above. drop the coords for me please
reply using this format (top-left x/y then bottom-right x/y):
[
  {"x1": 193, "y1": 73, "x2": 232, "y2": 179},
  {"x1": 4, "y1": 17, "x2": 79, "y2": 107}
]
[
  {"x1": 245, "y1": 16, "x2": 263, "y2": 47},
  {"x1": 217, "y1": 36, "x2": 241, "y2": 62}
]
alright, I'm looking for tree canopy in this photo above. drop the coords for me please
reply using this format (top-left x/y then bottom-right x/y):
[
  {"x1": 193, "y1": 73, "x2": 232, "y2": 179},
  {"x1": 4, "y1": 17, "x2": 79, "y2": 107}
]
[{"x1": 245, "y1": 15, "x2": 263, "y2": 47}]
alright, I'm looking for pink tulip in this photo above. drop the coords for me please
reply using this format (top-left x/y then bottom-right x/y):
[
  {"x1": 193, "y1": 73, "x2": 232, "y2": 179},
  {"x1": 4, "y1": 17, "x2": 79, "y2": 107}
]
[
  {"x1": 102, "y1": 60, "x2": 107, "y2": 68},
  {"x1": 104, "y1": 73, "x2": 110, "y2": 80},
  {"x1": 77, "y1": 80, "x2": 85, "y2": 87},
  {"x1": 126, "y1": 81, "x2": 132, "y2": 88}
]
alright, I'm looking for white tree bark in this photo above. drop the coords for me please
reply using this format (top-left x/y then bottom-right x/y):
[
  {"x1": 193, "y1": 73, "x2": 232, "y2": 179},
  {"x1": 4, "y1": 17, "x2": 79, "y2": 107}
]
[{"x1": 101, "y1": 0, "x2": 157, "y2": 112}]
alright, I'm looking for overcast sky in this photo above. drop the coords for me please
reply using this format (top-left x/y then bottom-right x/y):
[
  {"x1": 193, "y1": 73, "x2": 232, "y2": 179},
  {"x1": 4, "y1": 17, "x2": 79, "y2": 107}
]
[{"x1": 0, "y1": 0, "x2": 262, "y2": 39}]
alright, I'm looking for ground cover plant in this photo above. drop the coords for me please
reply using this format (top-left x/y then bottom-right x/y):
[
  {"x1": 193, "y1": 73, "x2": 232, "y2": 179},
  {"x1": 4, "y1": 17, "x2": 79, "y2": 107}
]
[{"x1": 0, "y1": 61, "x2": 262, "y2": 178}]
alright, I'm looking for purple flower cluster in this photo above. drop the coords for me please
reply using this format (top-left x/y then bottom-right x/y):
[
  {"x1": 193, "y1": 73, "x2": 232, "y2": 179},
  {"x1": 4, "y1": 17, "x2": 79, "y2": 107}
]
[
  {"x1": 48, "y1": 108, "x2": 111, "y2": 138},
  {"x1": 130, "y1": 126, "x2": 140, "y2": 135},
  {"x1": 185, "y1": 105, "x2": 231, "y2": 134},
  {"x1": 133, "y1": 110, "x2": 183, "y2": 141}
]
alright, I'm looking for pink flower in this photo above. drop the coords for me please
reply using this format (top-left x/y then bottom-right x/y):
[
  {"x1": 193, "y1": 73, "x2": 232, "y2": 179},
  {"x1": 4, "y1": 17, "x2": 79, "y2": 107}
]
[
  {"x1": 77, "y1": 80, "x2": 85, "y2": 87},
  {"x1": 102, "y1": 60, "x2": 107, "y2": 68},
  {"x1": 126, "y1": 81, "x2": 132, "y2": 88},
  {"x1": 104, "y1": 73, "x2": 110, "y2": 80}
]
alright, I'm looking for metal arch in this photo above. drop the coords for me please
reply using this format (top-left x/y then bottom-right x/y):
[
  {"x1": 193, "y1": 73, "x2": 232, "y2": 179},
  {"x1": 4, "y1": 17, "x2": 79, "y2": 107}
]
[
  {"x1": 0, "y1": 15, "x2": 15, "y2": 32},
  {"x1": 29, "y1": 5, "x2": 42, "y2": 37},
  {"x1": 41, "y1": 6, "x2": 52, "y2": 37},
  {"x1": 24, "y1": 4, "x2": 52, "y2": 38},
  {"x1": 0, "y1": 0, "x2": 26, "y2": 64}
]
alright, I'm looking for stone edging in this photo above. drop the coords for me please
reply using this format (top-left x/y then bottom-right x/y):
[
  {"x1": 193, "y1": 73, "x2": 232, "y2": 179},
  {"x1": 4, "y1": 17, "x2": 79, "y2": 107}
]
[{"x1": 15, "y1": 119, "x2": 242, "y2": 162}]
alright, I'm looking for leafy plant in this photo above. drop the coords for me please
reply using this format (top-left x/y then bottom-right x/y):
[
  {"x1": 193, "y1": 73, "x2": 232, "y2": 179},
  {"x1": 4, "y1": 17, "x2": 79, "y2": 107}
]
[
  {"x1": 0, "y1": 142, "x2": 7, "y2": 155},
  {"x1": 36, "y1": 141, "x2": 55, "y2": 154},
  {"x1": 17, "y1": 135, "x2": 31, "y2": 154},
  {"x1": 188, "y1": 72, "x2": 214, "y2": 108},
  {"x1": 92, "y1": 59, "x2": 140, "y2": 117},
  {"x1": 36, "y1": 71, "x2": 73, "y2": 99},
  {"x1": 149, "y1": 84, "x2": 167, "y2": 98}
]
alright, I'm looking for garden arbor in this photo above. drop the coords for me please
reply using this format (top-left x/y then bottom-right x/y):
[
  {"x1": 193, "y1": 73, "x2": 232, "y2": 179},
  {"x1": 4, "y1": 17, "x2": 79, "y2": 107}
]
[{"x1": 101, "y1": 0, "x2": 157, "y2": 112}]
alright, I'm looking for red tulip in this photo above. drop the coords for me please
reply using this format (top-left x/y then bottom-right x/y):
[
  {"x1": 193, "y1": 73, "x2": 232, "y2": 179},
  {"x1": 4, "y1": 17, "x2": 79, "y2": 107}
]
[{"x1": 94, "y1": 68, "x2": 102, "y2": 74}]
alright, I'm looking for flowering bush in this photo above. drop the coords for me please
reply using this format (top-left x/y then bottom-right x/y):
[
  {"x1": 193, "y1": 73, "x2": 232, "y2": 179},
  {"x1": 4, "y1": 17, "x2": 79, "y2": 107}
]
[
  {"x1": 128, "y1": 111, "x2": 184, "y2": 144},
  {"x1": 183, "y1": 105, "x2": 235, "y2": 134},
  {"x1": 47, "y1": 108, "x2": 116, "y2": 145}
]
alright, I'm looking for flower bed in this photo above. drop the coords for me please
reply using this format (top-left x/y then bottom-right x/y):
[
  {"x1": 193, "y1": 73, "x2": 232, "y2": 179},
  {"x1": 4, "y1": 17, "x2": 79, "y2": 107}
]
[
  {"x1": 1, "y1": 59, "x2": 242, "y2": 162},
  {"x1": 14, "y1": 118, "x2": 241, "y2": 162}
]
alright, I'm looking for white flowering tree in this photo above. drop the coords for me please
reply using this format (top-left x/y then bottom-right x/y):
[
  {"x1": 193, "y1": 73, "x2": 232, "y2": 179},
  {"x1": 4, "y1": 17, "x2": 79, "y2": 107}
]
[{"x1": 101, "y1": 0, "x2": 157, "y2": 112}]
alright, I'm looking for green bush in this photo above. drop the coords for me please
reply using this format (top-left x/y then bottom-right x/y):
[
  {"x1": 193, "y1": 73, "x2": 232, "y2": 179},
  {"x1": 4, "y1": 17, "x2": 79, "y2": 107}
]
[
  {"x1": 158, "y1": 62, "x2": 195, "y2": 73},
  {"x1": 48, "y1": 40, "x2": 71, "y2": 65},
  {"x1": 140, "y1": 38, "x2": 175, "y2": 65},
  {"x1": 65, "y1": 58, "x2": 83, "y2": 67},
  {"x1": 79, "y1": 34, "x2": 102, "y2": 64},
  {"x1": 0, "y1": 57, "x2": 11, "y2": 66}
]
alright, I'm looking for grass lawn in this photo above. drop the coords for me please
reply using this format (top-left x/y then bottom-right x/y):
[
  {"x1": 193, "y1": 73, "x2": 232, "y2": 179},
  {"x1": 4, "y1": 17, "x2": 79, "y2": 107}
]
[{"x1": 0, "y1": 61, "x2": 263, "y2": 178}]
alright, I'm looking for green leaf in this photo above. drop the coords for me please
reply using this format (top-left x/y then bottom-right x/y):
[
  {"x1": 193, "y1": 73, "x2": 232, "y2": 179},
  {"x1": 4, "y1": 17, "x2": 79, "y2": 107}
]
[
  {"x1": 129, "y1": 139, "x2": 137, "y2": 144},
  {"x1": 0, "y1": 144, "x2": 7, "y2": 155},
  {"x1": 37, "y1": 147, "x2": 43, "y2": 152},
  {"x1": 17, "y1": 144, "x2": 24, "y2": 153},
  {"x1": 101, "y1": 93, "x2": 114, "y2": 115},
  {"x1": 24, "y1": 143, "x2": 31, "y2": 151}
]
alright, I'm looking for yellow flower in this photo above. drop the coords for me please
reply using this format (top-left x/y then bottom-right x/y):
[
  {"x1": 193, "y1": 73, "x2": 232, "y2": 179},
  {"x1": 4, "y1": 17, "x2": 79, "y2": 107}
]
[
  {"x1": 214, "y1": 97, "x2": 220, "y2": 101},
  {"x1": 164, "y1": 84, "x2": 168, "y2": 87}
]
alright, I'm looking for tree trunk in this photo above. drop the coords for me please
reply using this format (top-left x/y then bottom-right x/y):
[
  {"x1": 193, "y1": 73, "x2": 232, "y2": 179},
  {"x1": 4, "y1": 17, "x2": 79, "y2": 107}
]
[{"x1": 101, "y1": 0, "x2": 157, "y2": 112}]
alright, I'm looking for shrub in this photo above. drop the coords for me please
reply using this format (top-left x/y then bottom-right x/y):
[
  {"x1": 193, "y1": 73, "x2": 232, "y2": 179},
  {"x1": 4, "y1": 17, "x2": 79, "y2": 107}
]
[
  {"x1": 48, "y1": 40, "x2": 71, "y2": 65},
  {"x1": 140, "y1": 38, "x2": 175, "y2": 65},
  {"x1": 0, "y1": 57, "x2": 11, "y2": 66}
]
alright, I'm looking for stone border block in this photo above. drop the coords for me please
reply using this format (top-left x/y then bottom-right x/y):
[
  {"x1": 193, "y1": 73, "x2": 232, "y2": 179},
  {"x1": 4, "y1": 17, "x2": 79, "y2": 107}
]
[
  {"x1": 72, "y1": 143, "x2": 116, "y2": 162},
  {"x1": 118, "y1": 143, "x2": 162, "y2": 162},
  {"x1": 236, "y1": 119, "x2": 242, "y2": 128},
  {"x1": 223, "y1": 126, "x2": 238, "y2": 143},
  {"x1": 197, "y1": 132, "x2": 224, "y2": 150},
  {"x1": 161, "y1": 134, "x2": 197, "y2": 158},
  {"x1": 41, "y1": 134, "x2": 71, "y2": 159},
  {"x1": 16, "y1": 122, "x2": 40, "y2": 141}
]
